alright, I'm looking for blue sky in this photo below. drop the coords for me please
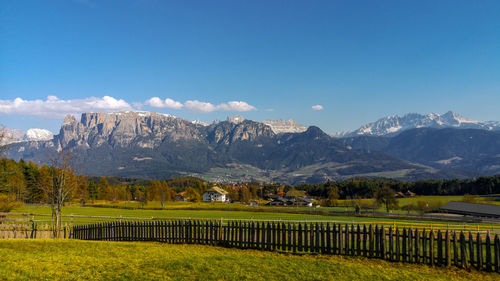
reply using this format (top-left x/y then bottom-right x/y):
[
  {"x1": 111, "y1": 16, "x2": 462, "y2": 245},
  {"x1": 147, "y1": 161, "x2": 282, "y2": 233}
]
[{"x1": 1, "y1": 0, "x2": 500, "y2": 134}]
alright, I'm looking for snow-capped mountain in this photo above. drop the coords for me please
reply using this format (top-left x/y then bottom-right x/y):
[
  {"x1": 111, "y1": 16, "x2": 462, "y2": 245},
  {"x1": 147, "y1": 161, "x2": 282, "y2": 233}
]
[
  {"x1": 23, "y1": 128, "x2": 54, "y2": 141},
  {"x1": 335, "y1": 111, "x2": 500, "y2": 137},
  {"x1": 1, "y1": 127, "x2": 54, "y2": 144},
  {"x1": 0, "y1": 127, "x2": 25, "y2": 145}
]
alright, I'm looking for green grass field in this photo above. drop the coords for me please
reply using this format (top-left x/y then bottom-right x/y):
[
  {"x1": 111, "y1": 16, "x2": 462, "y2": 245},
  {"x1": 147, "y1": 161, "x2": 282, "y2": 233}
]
[
  {"x1": 9, "y1": 202, "x2": 500, "y2": 233},
  {"x1": 0, "y1": 239, "x2": 497, "y2": 281}
]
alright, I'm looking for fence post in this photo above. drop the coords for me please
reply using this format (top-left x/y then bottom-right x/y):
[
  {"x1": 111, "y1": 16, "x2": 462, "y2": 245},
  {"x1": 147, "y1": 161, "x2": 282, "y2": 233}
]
[
  {"x1": 368, "y1": 225, "x2": 374, "y2": 258},
  {"x1": 477, "y1": 232, "x2": 483, "y2": 271},
  {"x1": 453, "y1": 231, "x2": 458, "y2": 267},
  {"x1": 337, "y1": 223, "x2": 344, "y2": 255},
  {"x1": 315, "y1": 223, "x2": 321, "y2": 253},
  {"x1": 469, "y1": 232, "x2": 474, "y2": 269},
  {"x1": 460, "y1": 232, "x2": 468, "y2": 269},
  {"x1": 310, "y1": 223, "x2": 315, "y2": 253},
  {"x1": 422, "y1": 228, "x2": 432, "y2": 264},
  {"x1": 408, "y1": 228, "x2": 413, "y2": 263},
  {"x1": 445, "y1": 230, "x2": 451, "y2": 267},
  {"x1": 494, "y1": 234, "x2": 500, "y2": 273},
  {"x1": 414, "y1": 228, "x2": 419, "y2": 263},
  {"x1": 395, "y1": 228, "x2": 400, "y2": 262},
  {"x1": 430, "y1": 230, "x2": 435, "y2": 267},
  {"x1": 388, "y1": 227, "x2": 393, "y2": 261},
  {"x1": 356, "y1": 225, "x2": 361, "y2": 257},
  {"x1": 266, "y1": 222, "x2": 271, "y2": 251},
  {"x1": 302, "y1": 223, "x2": 308, "y2": 253},
  {"x1": 362, "y1": 225, "x2": 367, "y2": 257},
  {"x1": 380, "y1": 226, "x2": 386, "y2": 260},
  {"x1": 344, "y1": 224, "x2": 350, "y2": 256},
  {"x1": 292, "y1": 223, "x2": 297, "y2": 253},
  {"x1": 402, "y1": 228, "x2": 407, "y2": 262},
  {"x1": 288, "y1": 222, "x2": 294, "y2": 252},
  {"x1": 261, "y1": 222, "x2": 266, "y2": 250},
  {"x1": 326, "y1": 223, "x2": 331, "y2": 255},
  {"x1": 296, "y1": 223, "x2": 302, "y2": 252},
  {"x1": 486, "y1": 232, "x2": 492, "y2": 272}
]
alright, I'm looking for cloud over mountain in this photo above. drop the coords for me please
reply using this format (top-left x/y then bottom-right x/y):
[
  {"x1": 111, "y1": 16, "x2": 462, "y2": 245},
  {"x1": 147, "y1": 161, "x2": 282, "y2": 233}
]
[
  {"x1": 146, "y1": 98, "x2": 256, "y2": 113},
  {"x1": 145, "y1": 97, "x2": 183, "y2": 109},
  {"x1": 0, "y1": 96, "x2": 132, "y2": 118}
]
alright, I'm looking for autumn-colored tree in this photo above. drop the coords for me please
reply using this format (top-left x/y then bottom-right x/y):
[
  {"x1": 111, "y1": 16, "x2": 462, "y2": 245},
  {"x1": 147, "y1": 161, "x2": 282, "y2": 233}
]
[
  {"x1": 0, "y1": 194, "x2": 22, "y2": 212},
  {"x1": 239, "y1": 187, "x2": 251, "y2": 204},
  {"x1": 97, "y1": 177, "x2": 111, "y2": 201},
  {"x1": 73, "y1": 175, "x2": 89, "y2": 205},
  {"x1": 184, "y1": 187, "x2": 201, "y2": 202},
  {"x1": 87, "y1": 181, "x2": 98, "y2": 203},
  {"x1": 0, "y1": 158, "x2": 26, "y2": 200},
  {"x1": 159, "y1": 181, "x2": 172, "y2": 208},
  {"x1": 374, "y1": 186, "x2": 398, "y2": 213},
  {"x1": 325, "y1": 186, "x2": 340, "y2": 207},
  {"x1": 285, "y1": 187, "x2": 306, "y2": 197}
]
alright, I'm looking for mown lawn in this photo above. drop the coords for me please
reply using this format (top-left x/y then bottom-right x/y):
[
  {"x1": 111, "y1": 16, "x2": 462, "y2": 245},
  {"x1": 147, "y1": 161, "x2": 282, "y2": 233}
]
[{"x1": 0, "y1": 239, "x2": 498, "y2": 281}]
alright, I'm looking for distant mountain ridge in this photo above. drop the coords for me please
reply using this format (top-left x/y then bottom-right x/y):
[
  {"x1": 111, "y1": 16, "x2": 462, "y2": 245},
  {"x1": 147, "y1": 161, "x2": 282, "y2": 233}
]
[
  {"x1": 6, "y1": 111, "x2": 424, "y2": 184},
  {"x1": 341, "y1": 127, "x2": 500, "y2": 177},
  {"x1": 335, "y1": 111, "x2": 500, "y2": 137},
  {"x1": 0, "y1": 127, "x2": 53, "y2": 144},
  {"x1": 5, "y1": 110, "x2": 500, "y2": 183}
]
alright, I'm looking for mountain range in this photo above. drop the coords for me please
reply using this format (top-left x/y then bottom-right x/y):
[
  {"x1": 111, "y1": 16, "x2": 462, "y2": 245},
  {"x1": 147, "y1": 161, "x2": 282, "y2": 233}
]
[
  {"x1": 334, "y1": 111, "x2": 500, "y2": 137},
  {"x1": 4, "y1": 111, "x2": 500, "y2": 184}
]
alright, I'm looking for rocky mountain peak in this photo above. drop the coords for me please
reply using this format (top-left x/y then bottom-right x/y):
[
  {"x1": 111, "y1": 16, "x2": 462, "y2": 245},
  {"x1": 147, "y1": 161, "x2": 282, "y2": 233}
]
[
  {"x1": 335, "y1": 111, "x2": 498, "y2": 137},
  {"x1": 56, "y1": 111, "x2": 203, "y2": 149},
  {"x1": 263, "y1": 119, "x2": 307, "y2": 134}
]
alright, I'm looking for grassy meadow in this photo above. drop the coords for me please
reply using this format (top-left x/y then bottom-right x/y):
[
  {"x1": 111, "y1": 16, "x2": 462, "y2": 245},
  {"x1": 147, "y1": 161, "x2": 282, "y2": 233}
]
[
  {"x1": 0, "y1": 239, "x2": 498, "y2": 281},
  {"x1": 7, "y1": 200, "x2": 500, "y2": 233}
]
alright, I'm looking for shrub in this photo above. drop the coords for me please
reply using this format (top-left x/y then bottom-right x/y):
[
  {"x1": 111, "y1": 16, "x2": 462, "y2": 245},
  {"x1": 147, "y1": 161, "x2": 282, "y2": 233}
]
[{"x1": 0, "y1": 194, "x2": 22, "y2": 212}]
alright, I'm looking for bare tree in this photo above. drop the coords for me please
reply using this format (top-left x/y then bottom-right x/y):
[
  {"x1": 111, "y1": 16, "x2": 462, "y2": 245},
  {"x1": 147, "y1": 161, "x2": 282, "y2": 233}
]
[{"x1": 44, "y1": 147, "x2": 76, "y2": 237}]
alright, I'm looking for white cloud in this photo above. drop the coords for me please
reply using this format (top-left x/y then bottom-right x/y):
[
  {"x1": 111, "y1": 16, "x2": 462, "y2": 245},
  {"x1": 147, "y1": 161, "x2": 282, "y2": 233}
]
[
  {"x1": 145, "y1": 97, "x2": 183, "y2": 109},
  {"x1": 0, "y1": 95, "x2": 258, "y2": 118},
  {"x1": 217, "y1": 101, "x2": 256, "y2": 112},
  {"x1": 0, "y1": 96, "x2": 132, "y2": 119},
  {"x1": 312, "y1": 105, "x2": 324, "y2": 111},
  {"x1": 184, "y1": 100, "x2": 217, "y2": 113},
  {"x1": 147, "y1": 98, "x2": 257, "y2": 113}
]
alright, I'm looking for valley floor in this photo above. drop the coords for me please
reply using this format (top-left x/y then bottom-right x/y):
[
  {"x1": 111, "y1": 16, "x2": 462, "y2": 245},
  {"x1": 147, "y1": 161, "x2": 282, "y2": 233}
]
[{"x1": 0, "y1": 239, "x2": 498, "y2": 281}]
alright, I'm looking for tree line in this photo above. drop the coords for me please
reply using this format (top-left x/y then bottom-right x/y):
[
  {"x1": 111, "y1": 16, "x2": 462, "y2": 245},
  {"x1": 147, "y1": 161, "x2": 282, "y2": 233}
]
[{"x1": 1, "y1": 158, "x2": 499, "y2": 211}]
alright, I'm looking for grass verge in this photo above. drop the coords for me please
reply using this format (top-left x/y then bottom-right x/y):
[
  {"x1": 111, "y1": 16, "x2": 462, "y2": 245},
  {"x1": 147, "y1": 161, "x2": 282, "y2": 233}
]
[{"x1": 0, "y1": 239, "x2": 498, "y2": 281}]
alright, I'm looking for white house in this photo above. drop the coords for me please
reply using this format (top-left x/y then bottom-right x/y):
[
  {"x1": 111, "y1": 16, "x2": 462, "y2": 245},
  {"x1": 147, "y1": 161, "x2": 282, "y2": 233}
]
[{"x1": 202, "y1": 186, "x2": 228, "y2": 202}]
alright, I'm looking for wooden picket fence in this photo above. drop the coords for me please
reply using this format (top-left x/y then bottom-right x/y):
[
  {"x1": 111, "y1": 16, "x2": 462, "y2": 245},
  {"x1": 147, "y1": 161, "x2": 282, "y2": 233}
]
[
  {"x1": 72, "y1": 219, "x2": 500, "y2": 272},
  {"x1": 0, "y1": 223, "x2": 72, "y2": 239}
]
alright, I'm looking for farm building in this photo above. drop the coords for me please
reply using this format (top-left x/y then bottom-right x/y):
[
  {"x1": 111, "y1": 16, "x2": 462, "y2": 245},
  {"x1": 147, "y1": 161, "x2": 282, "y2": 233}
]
[
  {"x1": 439, "y1": 201, "x2": 500, "y2": 218},
  {"x1": 202, "y1": 186, "x2": 228, "y2": 202},
  {"x1": 267, "y1": 196, "x2": 313, "y2": 207}
]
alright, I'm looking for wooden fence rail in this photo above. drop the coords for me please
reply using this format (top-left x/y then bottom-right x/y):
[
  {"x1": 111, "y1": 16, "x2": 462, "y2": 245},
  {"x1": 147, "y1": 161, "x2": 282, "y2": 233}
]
[
  {"x1": 0, "y1": 223, "x2": 72, "y2": 239},
  {"x1": 72, "y1": 220, "x2": 500, "y2": 272}
]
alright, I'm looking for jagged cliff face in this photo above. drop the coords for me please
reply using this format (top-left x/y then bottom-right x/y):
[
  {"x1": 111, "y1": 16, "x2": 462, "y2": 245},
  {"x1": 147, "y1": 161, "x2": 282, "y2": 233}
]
[
  {"x1": 55, "y1": 111, "x2": 277, "y2": 149},
  {"x1": 209, "y1": 120, "x2": 275, "y2": 145},
  {"x1": 57, "y1": 111, "x2": 207, "y2": 149}
]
